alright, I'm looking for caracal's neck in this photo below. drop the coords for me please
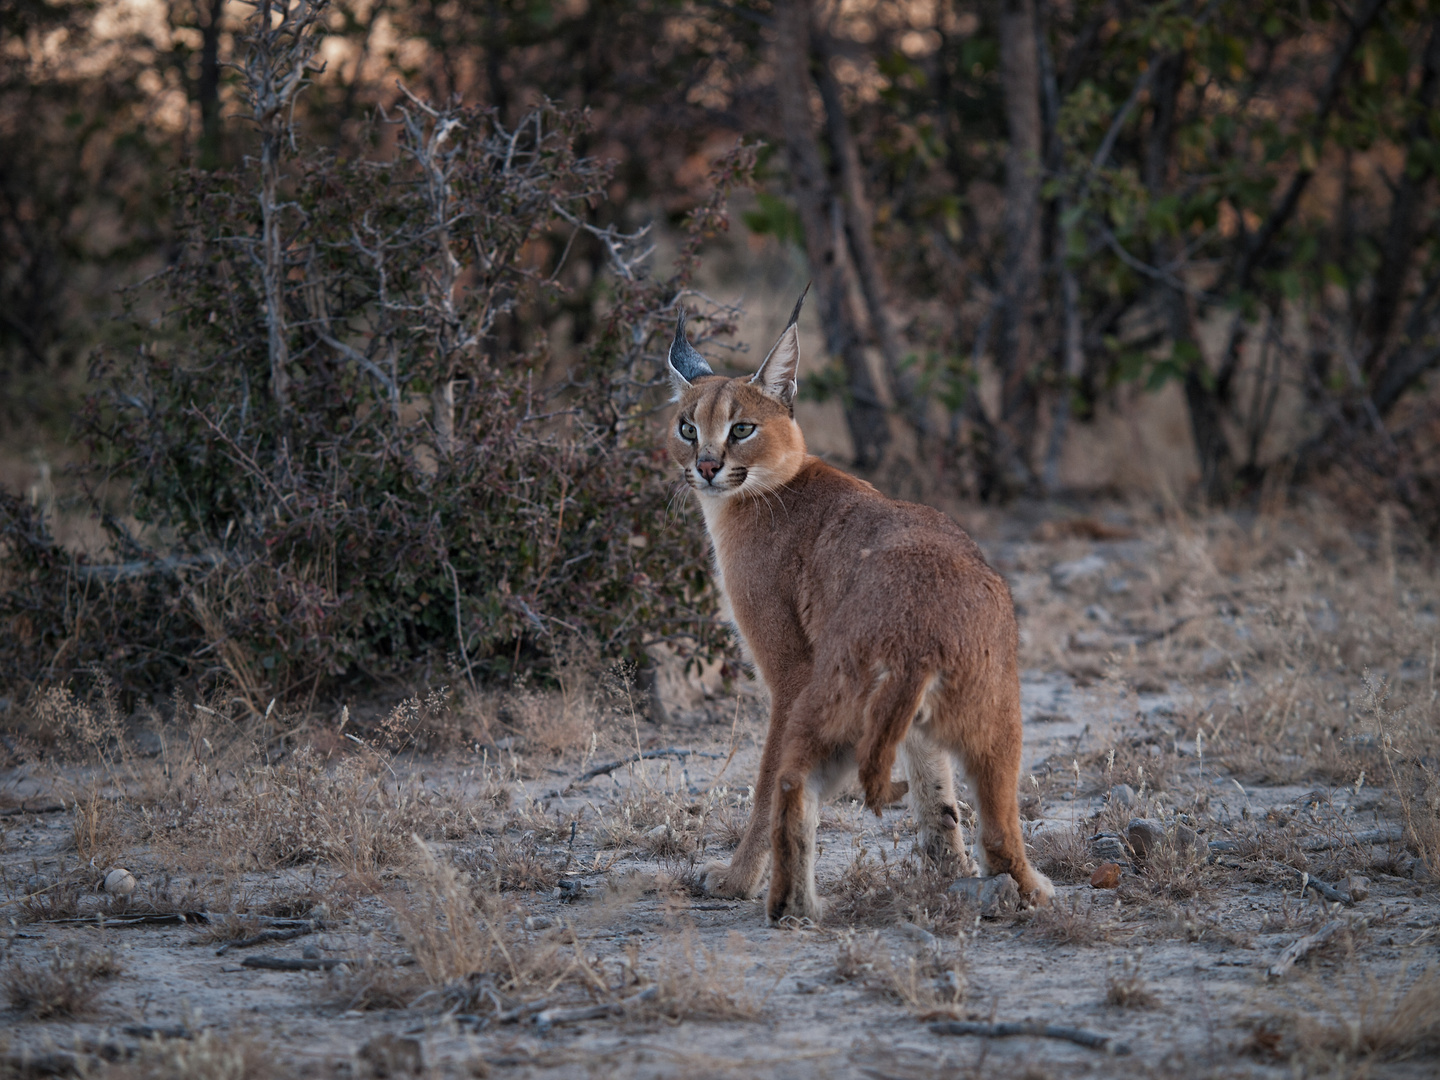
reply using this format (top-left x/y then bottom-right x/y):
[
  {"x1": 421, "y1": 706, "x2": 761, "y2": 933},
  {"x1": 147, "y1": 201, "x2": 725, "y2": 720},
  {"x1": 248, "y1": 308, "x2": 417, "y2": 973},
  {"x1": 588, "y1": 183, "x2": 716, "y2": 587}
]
[{"x1": 696, "y1": 451, "x2": 816, "y2": 564}]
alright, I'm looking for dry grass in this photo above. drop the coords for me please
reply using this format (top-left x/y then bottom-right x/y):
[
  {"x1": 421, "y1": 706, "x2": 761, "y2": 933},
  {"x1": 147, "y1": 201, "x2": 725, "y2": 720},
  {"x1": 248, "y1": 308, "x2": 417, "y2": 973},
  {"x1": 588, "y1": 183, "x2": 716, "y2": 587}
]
[
  {"x1": 636, "y1": 929, "x2": 763, "y2": 1023},
  {"x1": 94, "y1": 1030, "x2": 276, "y2": 1080},
  {"x1": 1028, "y1": 827, "x2": 1093, "y2": 885},
  {"x1": 826, "y1": 846, "x2": 979, "y2": 934},
  {"x1": 1262, "y1": 965, "x2": 1440, "y2": 1063},
  {"x1": 4, "y1": 942, "x2": 122, "y2": 1018},
  {"x1": 1027, "y1": 891, "x2": 1114, "y2": 946},
  {"x1": 1104, "y1": 950, "x2": 1158, "y2": 1008},
  {"x1": 832, "y1": 930, "x2": 967, "y2": 1017}
]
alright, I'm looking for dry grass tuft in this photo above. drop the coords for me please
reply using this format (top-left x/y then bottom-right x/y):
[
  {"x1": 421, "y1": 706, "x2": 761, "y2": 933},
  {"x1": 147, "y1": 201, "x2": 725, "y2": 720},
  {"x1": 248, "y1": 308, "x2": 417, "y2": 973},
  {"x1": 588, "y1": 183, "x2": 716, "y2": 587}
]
[
  {"x1": 96, "y1": 1029, "x2": 274, "y2": 1080},
  {"x1": 1027, "y1": 827, "x2": 1093, "y2": 885},
  {"x1": 4, "y1": 942, "x2": 122, "y2": 1018},
  {"x1": 638, "y1": 929, "x2": 763, "y2": 1022},
  {"x1": 832, "y1": 930, "x2": 967, "y2": 1017},
  {"x1": 1269, "y1": 965, "x2": 1440, "y2": 1063},
  {"x1": 1027, "y1": 891, "x2": 1113, "y2": 946},
  {"x1": 1104, "y1": 950, "x2": 1158, "y2": 1008},
  {"x1": 826, "y1": 847, "x2": 976, "y2": 933}
]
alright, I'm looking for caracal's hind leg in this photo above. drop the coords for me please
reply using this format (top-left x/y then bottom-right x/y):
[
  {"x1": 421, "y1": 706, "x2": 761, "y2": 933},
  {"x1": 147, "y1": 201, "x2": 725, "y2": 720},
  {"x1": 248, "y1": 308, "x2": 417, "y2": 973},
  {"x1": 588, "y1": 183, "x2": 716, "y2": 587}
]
[
  {"x1": 956, "y1": 702, "x2": 1053, "y2": 905},
  {"x1": 902, "y1": 727, "x2": 979, "y2": 877}
]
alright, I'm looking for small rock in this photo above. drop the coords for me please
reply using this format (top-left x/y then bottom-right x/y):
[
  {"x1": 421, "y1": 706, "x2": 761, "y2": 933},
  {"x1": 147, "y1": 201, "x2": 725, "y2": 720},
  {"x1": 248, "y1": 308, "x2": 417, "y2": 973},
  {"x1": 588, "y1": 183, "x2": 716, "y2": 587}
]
[
  {"x1": 1346, "y1": 875, "x2": 1371, "y2": 903},
  {"x1": 1090, "y1": 862, "x2": 1121, "y2": 889},
  {"x1": 948, "y1": 874, "x2": 1020, "y2": 917},
  {"x1": 1084, "y1": 604, "x2": 1113, "y2": 624},
  {"x1": 524, "y1": 915, "x2": 553, "y2": 931},
  {"x1": 1125, "y1": 818, "x2": 1208, "y2": 865},
  {"x1": 794, "y1": 978, "x2": 827, "y2": 994},
  {"x1": 103, "y1": 868, "x2": 137, "y2": 896},
  {"x1": 1174, "y1": 823, "x2": 1209, "y2": 862},
  {"x1": 1089, "y1": 832, "x2": 1131, "y2": 865},
  {"x1": 897, "y1": 920, "x2": 937, "y2": 945},
  {"x1": 1051, "y1": 554, "x2": 1108, "y2": 590},
  {"x1": 1124, "y1": 819, "x2": 1165, "y2": 862},
  {"x1": 25, "y1": 873, "x2": 49, "y2": 894},
  {"x1": 302, "y1": 944, "x2": 321, "y2": 960},
  {"x1": 1110, "y1": 783, "x2": 1137, "y2": 808},
  {"x1": 556, "y1": 879, "x2": 587, "y2": 903},
  {"x1": 358, "y1": 1034, "x2": 423, "y2": 1078},
  {"x1": 645, "y1": 824, "x2": 671, "y2": 841}
]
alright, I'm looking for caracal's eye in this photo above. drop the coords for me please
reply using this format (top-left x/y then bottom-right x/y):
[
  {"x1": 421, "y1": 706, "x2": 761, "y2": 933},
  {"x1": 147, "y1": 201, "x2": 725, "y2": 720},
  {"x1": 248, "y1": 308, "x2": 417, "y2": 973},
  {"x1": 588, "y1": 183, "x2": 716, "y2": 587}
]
[
  {"x1": 679, "y1": 420, "x2": 697, "y2": 441},
  {"x1": 730, "y1": 422, "x2": 756, "y2": 440}
]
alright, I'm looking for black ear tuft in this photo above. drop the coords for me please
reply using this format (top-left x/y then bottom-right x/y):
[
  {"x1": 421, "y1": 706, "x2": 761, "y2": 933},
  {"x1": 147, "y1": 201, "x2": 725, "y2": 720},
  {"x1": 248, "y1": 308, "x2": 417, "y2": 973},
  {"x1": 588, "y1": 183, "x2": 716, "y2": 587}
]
[
  {"x1": 749, "y1": 286, "x2": 808, "y2": 409},
  {"x1": 783, "y1": 282, "x2": 811, "y2": 331},
  {"x1": 667, "y1": 307, "x2": 715, "y2": 389}
]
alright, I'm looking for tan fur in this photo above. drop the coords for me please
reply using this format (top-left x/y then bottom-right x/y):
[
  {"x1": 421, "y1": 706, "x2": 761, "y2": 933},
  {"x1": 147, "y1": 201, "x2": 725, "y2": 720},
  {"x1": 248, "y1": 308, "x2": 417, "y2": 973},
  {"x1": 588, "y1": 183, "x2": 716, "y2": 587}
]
[{"x1": 667, "y1": 303, "x2": 1053, "y2": 925}]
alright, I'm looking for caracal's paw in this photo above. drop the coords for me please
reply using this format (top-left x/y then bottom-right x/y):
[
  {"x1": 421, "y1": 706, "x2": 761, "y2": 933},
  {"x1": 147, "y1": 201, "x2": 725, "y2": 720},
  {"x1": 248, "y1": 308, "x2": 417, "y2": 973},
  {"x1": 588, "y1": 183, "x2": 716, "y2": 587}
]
[
  {"x1": 702, "y1": 860, "x2": 763, "y2": 899},
  {"x1": 1019, "y1": 868, "x2": 1055, "y2": 907},
  {"x1": 766, "y1": 891, "x2": 826, "y2": 927}
]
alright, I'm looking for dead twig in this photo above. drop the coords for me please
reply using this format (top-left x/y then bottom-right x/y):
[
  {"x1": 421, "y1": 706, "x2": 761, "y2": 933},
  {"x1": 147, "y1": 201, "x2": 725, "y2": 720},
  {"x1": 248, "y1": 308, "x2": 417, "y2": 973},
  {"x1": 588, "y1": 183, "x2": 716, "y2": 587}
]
[
  {"x1": 1267, "y1": 918, "x2": 1353, "y2": 980},
  {"x1": 239, "y1": 955, "x2": 350, "y2": 971},
  {"x1": 929, "y1": 1019, "x2": 1131, "y2": 1055},
  {"x1": 215, "y1": 923, "x2": 319, "y2": 956},
  {"x1": 533, "y1": 985, "x2": 658, "y2": 1028},
  {"x1": 544, "y1": 747, "x2": 723, "y2": 797}
]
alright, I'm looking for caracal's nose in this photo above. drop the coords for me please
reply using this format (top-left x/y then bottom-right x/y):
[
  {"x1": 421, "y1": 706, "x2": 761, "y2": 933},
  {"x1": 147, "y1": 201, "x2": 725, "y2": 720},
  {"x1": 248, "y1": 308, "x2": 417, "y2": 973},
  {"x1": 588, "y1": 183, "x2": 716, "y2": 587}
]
[{"x1": 696, "y1": 458, "x2": 722, "y2": 483}]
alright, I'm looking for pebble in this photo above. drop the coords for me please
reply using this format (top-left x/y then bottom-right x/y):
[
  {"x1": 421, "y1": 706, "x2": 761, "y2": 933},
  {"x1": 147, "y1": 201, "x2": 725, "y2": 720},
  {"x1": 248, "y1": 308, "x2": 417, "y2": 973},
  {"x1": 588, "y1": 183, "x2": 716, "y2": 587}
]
[
  {"x1": 1090, "y1": 862, "x2": 1121, "y2": 889},
  {"x1": 1110, "y1": 783, "x2": 1137, "y2": 808}
]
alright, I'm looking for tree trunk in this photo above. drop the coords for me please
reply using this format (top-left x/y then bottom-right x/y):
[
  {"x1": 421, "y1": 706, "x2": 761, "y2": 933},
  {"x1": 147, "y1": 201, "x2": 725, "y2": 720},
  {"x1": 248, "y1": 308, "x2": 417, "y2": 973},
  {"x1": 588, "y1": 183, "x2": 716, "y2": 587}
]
[
  {"x1": 1364, "y1": 18, "x2": 1440, "y2": 374},
  {"x1": 1144, "y1": 49, "x2": 1234, "y2": 501},
  {"x1": 197, "y1": 0, "x2": 225, "y2": 169},
  {"x1": 995, "y1": 0, "x2": 1044, "y2": 464},
  {"x1": 773, "y1": 0, "x2": 890, "y2": 469},
  {"x1": 812, "y1": 43, "x2": 919, "y2": 436}
]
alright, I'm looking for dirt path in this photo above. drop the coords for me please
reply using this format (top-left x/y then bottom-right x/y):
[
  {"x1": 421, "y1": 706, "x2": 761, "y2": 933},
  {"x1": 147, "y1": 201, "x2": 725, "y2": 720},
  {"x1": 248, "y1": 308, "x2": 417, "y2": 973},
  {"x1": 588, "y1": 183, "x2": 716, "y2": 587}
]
[{"x1": 3, "y1": 510, "x2": 1438, "y2": 1078}]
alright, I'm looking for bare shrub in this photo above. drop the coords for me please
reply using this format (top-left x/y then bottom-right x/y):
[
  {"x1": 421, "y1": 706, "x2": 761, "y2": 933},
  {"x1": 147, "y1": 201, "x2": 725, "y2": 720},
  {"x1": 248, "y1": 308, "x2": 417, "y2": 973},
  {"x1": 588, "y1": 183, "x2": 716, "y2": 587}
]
[{"x1": 4, "y1": 942, "x2": 121, "y2": 1018}]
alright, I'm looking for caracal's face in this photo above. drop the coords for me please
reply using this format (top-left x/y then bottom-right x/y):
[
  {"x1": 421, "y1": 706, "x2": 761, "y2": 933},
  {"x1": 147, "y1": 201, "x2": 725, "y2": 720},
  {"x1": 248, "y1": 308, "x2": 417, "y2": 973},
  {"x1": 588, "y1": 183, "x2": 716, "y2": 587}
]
[{"x1": 667, "y1": 378, "x2": 805, "y2": 500}]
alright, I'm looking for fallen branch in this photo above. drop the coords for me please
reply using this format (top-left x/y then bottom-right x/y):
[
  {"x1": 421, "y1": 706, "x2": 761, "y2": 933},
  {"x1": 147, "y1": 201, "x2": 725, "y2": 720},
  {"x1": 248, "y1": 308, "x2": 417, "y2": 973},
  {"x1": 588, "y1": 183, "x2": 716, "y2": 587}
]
[
  {"x1": 240, "y1": 955, "x2": 349, "y2": 971},
  {"x1": 215, "y1": 923, "x2": 319, "y2": 956},
  {"x1": 0, "y1": 803, "x2": 66, "y2": 817},
  {"x1": 1301, "y1": 827, "x2": 1404, "y2": 851},
  {"x1": 40, "y1": 912, "x2": 207, "y2": 928},
  {"x1": 1295, "y1": 869, "x2": 1352, "y2": 906},
  {"x1": 533, "y1": 985, "x2": 658, "y2": 1028},
  {"x1": 544, "y1": 748, "x2": 723, "y2": 798},
  {"x1": 930, "y1": 1020, "x2": 1131, "y2": 1055},
  {"x1": 1267, "y1": 918, "x2": 1350, "y2": 979}
]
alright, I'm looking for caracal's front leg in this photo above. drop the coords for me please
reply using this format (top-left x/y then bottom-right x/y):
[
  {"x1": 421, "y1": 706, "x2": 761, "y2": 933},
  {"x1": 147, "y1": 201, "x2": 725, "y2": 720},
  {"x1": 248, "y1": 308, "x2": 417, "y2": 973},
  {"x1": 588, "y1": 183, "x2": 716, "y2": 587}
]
[
  {"x1": 766, "y1": 752, "x2": 824, "y2": 924},
  {"x1": 703, "y1": 666, "x2": 809, "y2": 899}
]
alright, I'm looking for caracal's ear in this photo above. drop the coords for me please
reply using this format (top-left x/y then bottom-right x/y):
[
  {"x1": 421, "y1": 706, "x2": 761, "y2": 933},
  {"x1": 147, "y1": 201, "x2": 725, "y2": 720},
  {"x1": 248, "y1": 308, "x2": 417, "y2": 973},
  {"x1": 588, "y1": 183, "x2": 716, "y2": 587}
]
[
  {"x1": 750, "y1": 283, "x2": 809, "y2": 411},
  {"x1": 667, "y1": 307, "x2": 714, "y2": 400}
]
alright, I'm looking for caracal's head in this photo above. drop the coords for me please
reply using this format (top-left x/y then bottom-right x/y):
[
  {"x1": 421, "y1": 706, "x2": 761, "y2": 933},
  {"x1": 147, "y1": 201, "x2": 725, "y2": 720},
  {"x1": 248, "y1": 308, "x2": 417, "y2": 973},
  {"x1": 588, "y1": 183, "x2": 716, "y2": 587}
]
[{"x1": 666, "y1": 288, "x2": 810, "y2": 501}]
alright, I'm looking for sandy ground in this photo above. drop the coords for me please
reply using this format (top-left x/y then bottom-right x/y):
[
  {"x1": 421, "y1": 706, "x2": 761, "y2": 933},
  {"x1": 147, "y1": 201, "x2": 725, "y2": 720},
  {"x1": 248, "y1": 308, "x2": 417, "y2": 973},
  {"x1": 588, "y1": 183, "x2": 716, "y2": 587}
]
[{"x1": 2, "y1": 512, "x2": 1438, "y2": 1078}]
